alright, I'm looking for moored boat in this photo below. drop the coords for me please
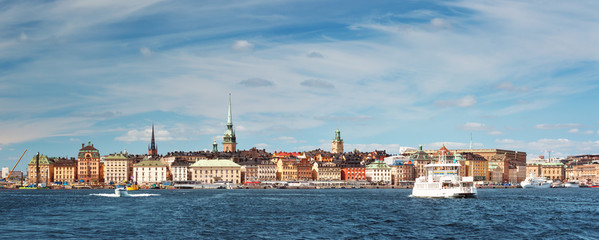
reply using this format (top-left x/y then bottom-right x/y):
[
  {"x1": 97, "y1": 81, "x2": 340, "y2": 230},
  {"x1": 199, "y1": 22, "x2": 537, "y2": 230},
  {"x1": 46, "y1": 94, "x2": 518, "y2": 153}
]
[
  {"x1": 520, "y1": 174, "x2": 552, "y2": 188},
  {"x1": 126, "y1": 184, "x2": 139, "y2": 191}
]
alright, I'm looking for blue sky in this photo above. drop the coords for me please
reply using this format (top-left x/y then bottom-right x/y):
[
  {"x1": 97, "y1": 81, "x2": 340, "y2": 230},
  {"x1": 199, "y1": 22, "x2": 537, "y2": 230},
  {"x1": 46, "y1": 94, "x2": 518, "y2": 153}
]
[{"x1": 2, "y1": 0, "x2": 599, "y2": 171}]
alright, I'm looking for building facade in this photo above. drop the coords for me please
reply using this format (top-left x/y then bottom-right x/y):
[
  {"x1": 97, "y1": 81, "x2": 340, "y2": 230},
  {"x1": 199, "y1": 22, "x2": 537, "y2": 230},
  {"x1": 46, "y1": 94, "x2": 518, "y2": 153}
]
[
  {"x1": 27, "y1": 154, "x2": 54, "y2": 185},
  {"x1": 341, "y1": 167, "x2": 366, "y2": 181},
  {"x1": 133, "y1": 158, "x2": 168, "y2": 184},
  {"x1": 315, "y1": 162, "x2": 341, "y2": 181},
  {"x1": 103, "y1": 153, "x2": 133, "y2": 184},
  {"x1": 189, "y1": 159, "x2": 241, "y2": 184},
  {"x1": 365, "y1": 160, "x2": 391, "y2": 184},
  {"x1": 77, "y1": 142, "x2": 101, "y2": 184},
  {"x1": 53, "y1": 157, "x2": 77, "y2": 184}
]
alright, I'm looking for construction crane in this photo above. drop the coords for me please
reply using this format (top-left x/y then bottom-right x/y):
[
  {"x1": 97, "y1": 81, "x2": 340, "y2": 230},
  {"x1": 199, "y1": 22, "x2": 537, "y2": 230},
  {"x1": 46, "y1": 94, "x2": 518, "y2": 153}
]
[{"x1": 4, "y1": 149, "x2": 27, "y2": 181}]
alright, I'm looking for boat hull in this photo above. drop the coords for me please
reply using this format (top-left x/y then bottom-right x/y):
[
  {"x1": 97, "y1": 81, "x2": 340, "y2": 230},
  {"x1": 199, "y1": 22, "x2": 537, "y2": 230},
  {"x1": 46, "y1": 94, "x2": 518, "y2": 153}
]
[{"x1": 411, "y1": 182, "x2": 477, "y2": 198}]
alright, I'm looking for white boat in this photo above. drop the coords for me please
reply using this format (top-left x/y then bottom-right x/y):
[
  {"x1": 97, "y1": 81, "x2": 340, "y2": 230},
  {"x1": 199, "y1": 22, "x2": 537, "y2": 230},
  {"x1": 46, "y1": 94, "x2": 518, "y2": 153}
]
[
  {"x1": 115, "y1": 187, "x2": 130, "y2": 197},
  {"x1": 564, "y1": 181, "x2": 579, "y2": 188},
  {"x1": 411, "y1": 150, "x2": 477, "y2": 198},
  {"x1": 520, "y1": 174, "x2": 552, "y2": 188}
]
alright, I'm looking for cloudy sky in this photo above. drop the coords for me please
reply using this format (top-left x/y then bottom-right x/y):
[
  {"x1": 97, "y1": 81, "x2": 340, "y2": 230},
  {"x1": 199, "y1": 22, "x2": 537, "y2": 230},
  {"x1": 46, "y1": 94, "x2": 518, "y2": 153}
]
[{"x1": 2, "y1": 0, "x2": 599, "y2": 171}]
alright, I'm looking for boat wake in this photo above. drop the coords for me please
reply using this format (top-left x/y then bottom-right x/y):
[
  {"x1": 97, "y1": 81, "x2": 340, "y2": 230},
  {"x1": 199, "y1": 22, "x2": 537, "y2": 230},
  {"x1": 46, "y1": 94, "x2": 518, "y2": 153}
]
[
  {"x1": 90, "y1": 193, "x2": 160, "y2": 197},
  {"x1": 90, "y1": 188, "x2": 160, "y2": 197}
]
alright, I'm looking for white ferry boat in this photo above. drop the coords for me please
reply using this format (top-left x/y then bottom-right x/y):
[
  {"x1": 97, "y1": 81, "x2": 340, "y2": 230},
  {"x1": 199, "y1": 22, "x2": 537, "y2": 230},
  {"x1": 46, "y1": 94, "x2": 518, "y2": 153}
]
[
  {"x1": 411, "y1": 149, "x2": 477, "y2": 198},
  {"x1": 520, "y1": 174, "x2": 552, "y2": 188}
]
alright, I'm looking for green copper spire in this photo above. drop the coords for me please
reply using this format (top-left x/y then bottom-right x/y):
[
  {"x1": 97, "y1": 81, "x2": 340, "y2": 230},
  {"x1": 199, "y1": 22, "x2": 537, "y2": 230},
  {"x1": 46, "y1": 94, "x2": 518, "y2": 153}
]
[
  {"x1": 212, "y1": 140, "x2": 218, "y2": 153},
  {"x1": 334, "y1": 129, "x2": 342, "y2": 142}
]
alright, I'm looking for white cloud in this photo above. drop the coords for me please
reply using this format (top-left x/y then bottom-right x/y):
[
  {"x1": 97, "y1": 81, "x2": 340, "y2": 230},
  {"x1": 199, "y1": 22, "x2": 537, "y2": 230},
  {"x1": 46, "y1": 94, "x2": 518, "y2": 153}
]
[
  {"x1": 435, "y1": 95, "x2": 477, "y2": 108},
  {"x1": 460, "y1": 122, "x2": 490, "y2": 131},
  {"x1": 276, "y1": 136, "x2": 300, "y2": 144},
  {"x1": 254, "y1": 143, "x2": 269, "y2": 149},
  {"x1": 115, "y1": 126, "x2": 185, "y2": 142},
  {"x1": 488, "y1": 131, "x2": 503, "y2": 135},
  {"x1": 19, "y1": 32, "x2": 28, "y2": 41},
  {"x1": 231, "y1": 40, "x2": 254, "y2": 52},
  {"x1": 140, "y1": 47, "x2": 152, "y2": 57},
  {"x1": 568, "y1": 128, "x2": 579, "y2": 133},
  {"x1": 584, "y1": 130, "x2": 594, "y2": 134},
  {"x1": 430, "y1": 18, "x2": 450, "y2": 28},
  {"x1": 535, "y1": 123, "x2": 581, "y2": 130}
]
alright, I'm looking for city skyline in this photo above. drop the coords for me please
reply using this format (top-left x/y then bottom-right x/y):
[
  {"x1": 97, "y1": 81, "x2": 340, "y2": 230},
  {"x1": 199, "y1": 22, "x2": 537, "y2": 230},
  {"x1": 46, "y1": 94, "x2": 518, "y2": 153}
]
[{"x1": 2, "y1": 1, "x2": 599, "y2": 171}]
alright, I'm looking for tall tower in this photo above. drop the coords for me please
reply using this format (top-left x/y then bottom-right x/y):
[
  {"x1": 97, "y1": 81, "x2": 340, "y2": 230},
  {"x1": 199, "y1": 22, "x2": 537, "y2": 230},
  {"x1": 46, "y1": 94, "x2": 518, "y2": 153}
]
[
  {"x1": 222, "y1": 94, "x2": 237, "y2": 152},
  {"x1": 148, "y1": 124, "x2": 158, "y2": 157},
  {"x1": 332, "y1": 129, "x2": 344, "y2": 154}
]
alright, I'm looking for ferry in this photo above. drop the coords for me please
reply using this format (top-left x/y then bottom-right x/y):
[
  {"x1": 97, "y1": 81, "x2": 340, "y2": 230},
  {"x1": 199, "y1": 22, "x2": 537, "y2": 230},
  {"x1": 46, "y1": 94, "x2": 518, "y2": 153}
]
[{"x1": 411, "y1": 149, "x2": 477, "y2": 198}]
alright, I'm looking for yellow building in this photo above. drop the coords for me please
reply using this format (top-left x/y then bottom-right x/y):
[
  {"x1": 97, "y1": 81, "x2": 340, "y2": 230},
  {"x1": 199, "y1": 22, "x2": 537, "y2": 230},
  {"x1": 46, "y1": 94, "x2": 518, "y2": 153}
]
[
  {"x1": 189, "y1": 159, "x2": 241, "y2": 184},
  {"x1": 27, "y1": 154, "x2": 54, "y2": 185},
  {"x1": 463, "y1": 152, "x2": 488, "y2": 181},
  {"x1": 527, "y1": 163, "x2": 565, "y2": 181},
  {"x1": 53, "y1": 157, "x2": 77, "y2": 184},
  {"x1": 275, "y1": 158, "x2": 298, "y2": 181}
]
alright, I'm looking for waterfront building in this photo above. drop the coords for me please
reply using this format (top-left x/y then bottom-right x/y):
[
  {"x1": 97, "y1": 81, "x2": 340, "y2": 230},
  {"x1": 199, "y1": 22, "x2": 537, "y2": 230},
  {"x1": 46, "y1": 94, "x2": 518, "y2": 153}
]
[
  {"x1": 410, "y1": 145, "x2": 434, "y2": 179},
  {"x1": 341, "y1": 167, "x2": 366, "y2": 181},
  {"x1": 297, "y1": 158, "x2": 314, "y2": 181},
  {"x1": 390, "y1": 160, "x2": 415, "y2": 184},
  {"x1": 27, "y1": 154, "x2": 54, "y2": 185},
  {"x1": 77, "y1": 142, "x2": 101, "y2": 184},
  {"x1": 171, "y1": 158, "x2": 189, "y2": 182},
  {"x1": 222, "y1": 94, "x2": 237, "y2": 152},
  {"x1": 258, "y1": 159, "x2": 277, "y2": 182},
  {"x1": 526, "y1": 163, "x2": 565, "y2": 181},
  {"x1": 133, "y1": 158, "x2": 167, "y2": 185},
  {"x1": 332, "y1": 129, "x2": 344, "y2": 154},
  {"x1": 148, "y1": 124, "x2": 158, "y2": 157},
  {"x1": 565, "y1": 163, "x2": 599, "y2": 182},
  {"x1": 1, "y1": 167, "x2": 8, "y2": 178},
  {"x1": 314, "y1": 162, "x2": 341, "y2": 181},
  {"x1": 103, "y1": 153, "x2": 133, "y2": 184},
  {"x1": 189, "y1": 159, "x2": 241, "y2": 184},
  {"x1": 462, "y1": 152, "x2": 488, "y2": 181},
  {"x1": 275, "y1": 157, "x2": 298, "y2": 181},
  {"x1": 365, "y1": 160, "x2": 391, "y2": 184},
  {"x1": 53, "y1": 157, "x2": 77, "y2": 184}
]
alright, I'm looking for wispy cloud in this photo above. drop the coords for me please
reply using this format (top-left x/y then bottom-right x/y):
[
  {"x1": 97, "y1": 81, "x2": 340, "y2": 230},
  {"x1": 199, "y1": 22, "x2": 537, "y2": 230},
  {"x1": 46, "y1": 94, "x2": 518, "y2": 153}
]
[
  {"x1": 300, "y1": 79, "x2": 334, "y2": 89},
  {"x1": 535, "y1": 123, "x2": 582, "y2": 130},
  {"x1": 435, "y1": 95, "x2": 477, "y2": 108},
  {"x1": 232, "y1": 40, "x2": 254, "y2": 52},
  {"x1": 239, "y1": 78, "x2": 274, "y2": 87}
]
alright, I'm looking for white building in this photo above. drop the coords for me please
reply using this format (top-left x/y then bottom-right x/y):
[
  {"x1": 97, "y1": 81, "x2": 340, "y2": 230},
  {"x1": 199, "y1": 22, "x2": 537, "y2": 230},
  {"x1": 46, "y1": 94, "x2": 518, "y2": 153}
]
[
  {"x1": 365, "y1": 160, "x2": 392, "y2": 184},
  {"x1": 133, "y1": 158, "x2": 167, "y2": 184},
  {"x1": 1, "y1": 167, "x2": 9, "y2": 178},
  {"x1": 171, "y1": 159, "x2": 189, "y2": 182}
]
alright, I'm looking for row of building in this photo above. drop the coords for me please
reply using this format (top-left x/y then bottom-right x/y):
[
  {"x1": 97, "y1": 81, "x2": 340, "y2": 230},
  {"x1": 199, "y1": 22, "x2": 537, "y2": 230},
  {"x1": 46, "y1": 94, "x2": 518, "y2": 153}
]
[{"x1": 16, "y1": 94, "x2": 599, "y2": 186}]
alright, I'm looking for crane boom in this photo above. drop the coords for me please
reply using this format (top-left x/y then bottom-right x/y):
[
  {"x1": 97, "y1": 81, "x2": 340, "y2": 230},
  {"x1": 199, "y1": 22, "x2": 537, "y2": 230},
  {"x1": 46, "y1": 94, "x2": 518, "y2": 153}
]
[{"x1": 5, "y1": 149, "x2": 27, "y2": 181}]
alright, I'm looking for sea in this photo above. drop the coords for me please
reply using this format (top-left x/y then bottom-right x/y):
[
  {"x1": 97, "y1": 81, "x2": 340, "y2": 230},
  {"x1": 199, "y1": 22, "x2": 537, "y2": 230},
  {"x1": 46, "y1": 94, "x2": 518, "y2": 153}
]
[{"x1": 1, "y1": 188, "x2": 598, "y2": 239}]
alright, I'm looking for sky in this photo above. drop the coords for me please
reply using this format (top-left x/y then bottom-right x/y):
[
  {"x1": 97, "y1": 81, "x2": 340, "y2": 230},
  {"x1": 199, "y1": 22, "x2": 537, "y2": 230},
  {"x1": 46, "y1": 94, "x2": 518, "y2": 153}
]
[{"x1": 2, "y1": 0, "x2": 599, "y2": 171}]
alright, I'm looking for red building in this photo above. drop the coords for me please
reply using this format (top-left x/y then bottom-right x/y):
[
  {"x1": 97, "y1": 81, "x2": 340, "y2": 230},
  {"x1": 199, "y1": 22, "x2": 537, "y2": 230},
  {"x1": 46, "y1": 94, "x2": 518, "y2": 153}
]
[
  {"x1": 297, "y1": 158, "x2": 313, "y2": 181},
  {"x1": 341, "y1": 167, "x2": 366, "y2": 181}
]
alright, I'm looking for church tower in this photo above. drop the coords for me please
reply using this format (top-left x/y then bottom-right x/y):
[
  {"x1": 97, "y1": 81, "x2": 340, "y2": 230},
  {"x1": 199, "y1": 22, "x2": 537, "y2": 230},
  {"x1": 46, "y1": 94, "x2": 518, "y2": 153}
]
[
  {"x1": 148, "y1": 124, "x2": 158, "y2": 157},
  {"x1": 332, "y1": 129, "x2": 343, "y2": 154},
  {"x1": 222, "y1": 94, "x2": 237, "y2": 152}
]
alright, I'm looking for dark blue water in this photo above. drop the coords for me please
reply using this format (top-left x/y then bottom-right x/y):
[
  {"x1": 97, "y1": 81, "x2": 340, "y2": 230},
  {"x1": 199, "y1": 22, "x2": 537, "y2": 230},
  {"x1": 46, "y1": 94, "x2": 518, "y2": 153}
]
[{"x1": 1, "y1": 188, "x2": 598, "y2": 239}]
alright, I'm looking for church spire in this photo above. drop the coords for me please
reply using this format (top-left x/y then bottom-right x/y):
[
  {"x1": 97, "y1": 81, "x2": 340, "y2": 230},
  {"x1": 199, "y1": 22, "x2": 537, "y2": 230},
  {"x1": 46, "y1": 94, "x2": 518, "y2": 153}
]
[
  {"x1": 223, "y1": 93, "x2": 237, "y2": 152},
  {"x1": 227, "y1": 93, "x2": 233, "y2": 126},
  {"x1": 148, "y1": 123, "x2": 158, "y2": 157}
]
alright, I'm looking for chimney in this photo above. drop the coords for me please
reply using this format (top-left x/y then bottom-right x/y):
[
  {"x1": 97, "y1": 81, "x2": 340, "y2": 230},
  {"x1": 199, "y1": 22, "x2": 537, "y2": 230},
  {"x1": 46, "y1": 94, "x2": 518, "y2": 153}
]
[{"x1": 82, "y1": 143, "x2": 84, "y2": 148}]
